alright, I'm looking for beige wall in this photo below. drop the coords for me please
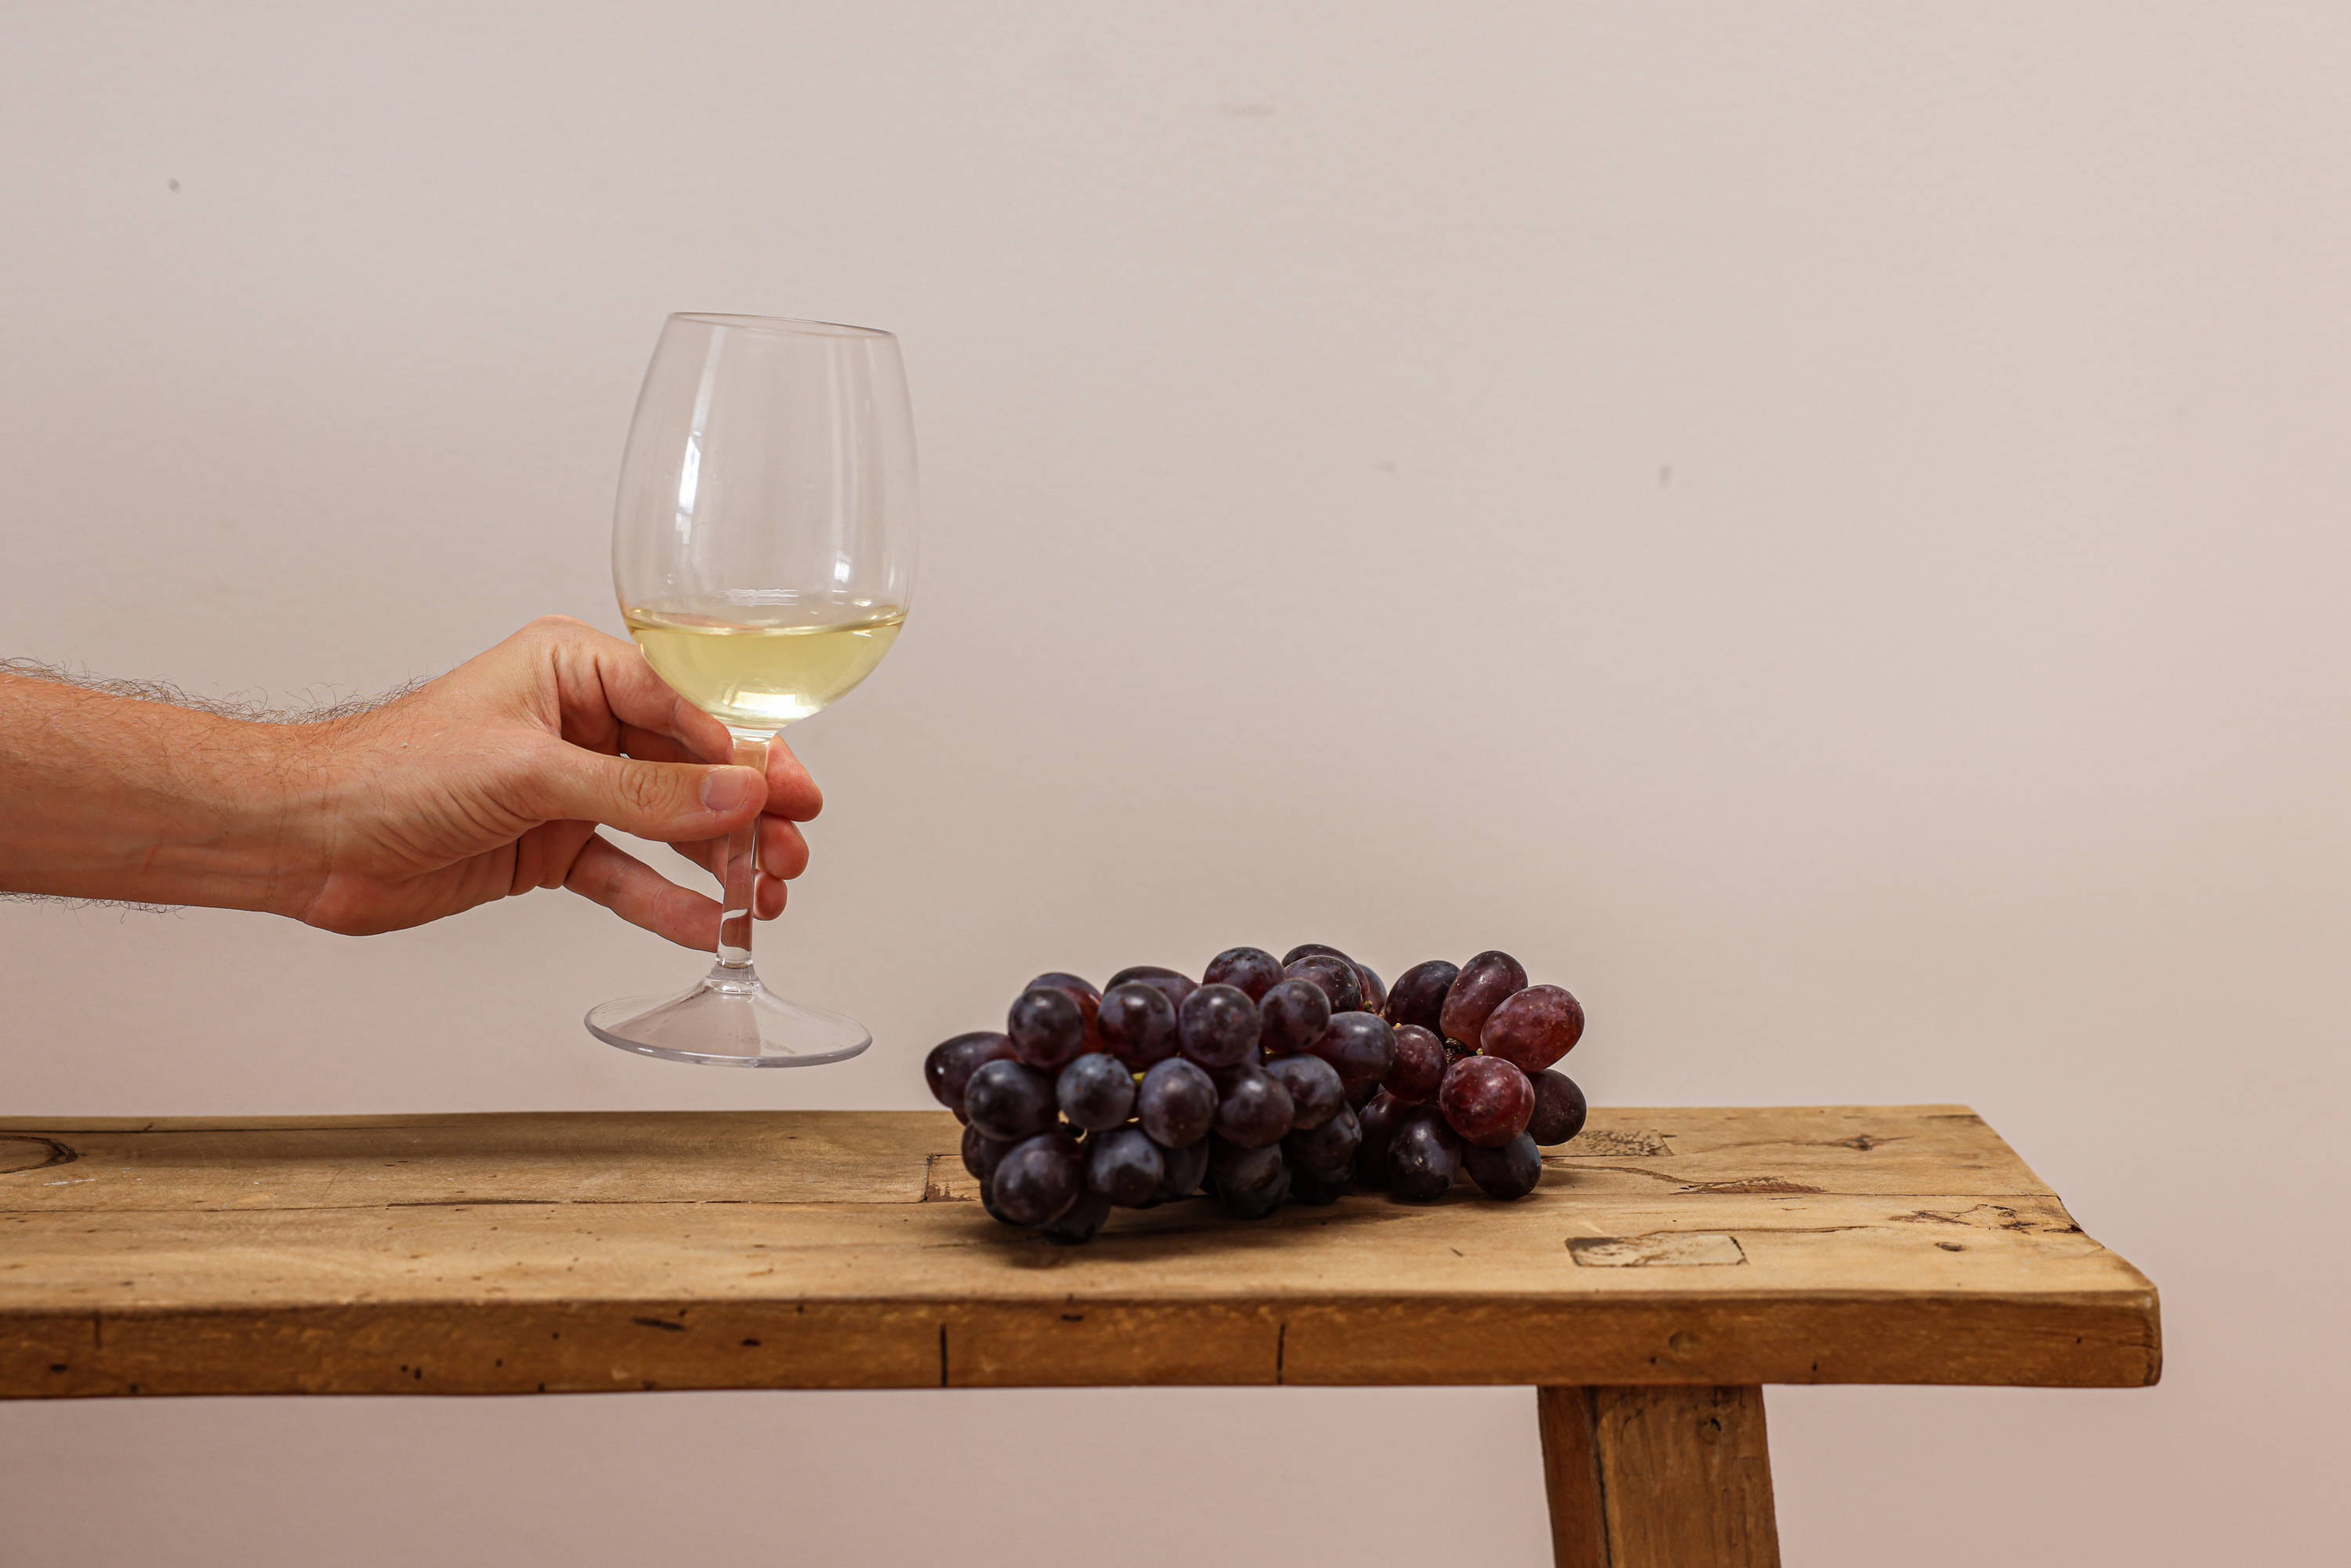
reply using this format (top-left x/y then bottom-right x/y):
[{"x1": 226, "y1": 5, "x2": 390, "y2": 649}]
[{"x1": 4, "y1": 2, "x2": 2346, "y2": 1561}]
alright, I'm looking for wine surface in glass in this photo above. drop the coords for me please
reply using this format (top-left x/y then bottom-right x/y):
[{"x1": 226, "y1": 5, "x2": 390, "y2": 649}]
[{"x1": 625, "y1": 590, "x2": 905, "y2": 731}]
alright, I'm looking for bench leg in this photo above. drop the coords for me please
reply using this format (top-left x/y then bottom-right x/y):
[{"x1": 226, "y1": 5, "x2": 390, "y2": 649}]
[{"x1": 1536, "y1": 1385, "x2": 1782, "y2": 1568}]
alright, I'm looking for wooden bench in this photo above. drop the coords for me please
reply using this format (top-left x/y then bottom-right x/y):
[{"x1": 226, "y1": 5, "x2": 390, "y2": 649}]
[{"x1": 0, "y1": 1106, "x2": 2158, "y2": 1566}]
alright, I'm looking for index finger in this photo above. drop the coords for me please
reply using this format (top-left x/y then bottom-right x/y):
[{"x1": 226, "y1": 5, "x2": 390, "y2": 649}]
[
  {"x1": 763, "y1": 733, "x2": 823, "y2": 821},
  {"x1": 547, "y1": 622, "x2": 734, "y2": 762}
]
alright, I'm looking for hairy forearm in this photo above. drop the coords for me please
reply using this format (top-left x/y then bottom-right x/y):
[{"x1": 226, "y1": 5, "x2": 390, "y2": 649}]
[{"x1": 0, "y1": 668, "x2": 326, "y2": 915}]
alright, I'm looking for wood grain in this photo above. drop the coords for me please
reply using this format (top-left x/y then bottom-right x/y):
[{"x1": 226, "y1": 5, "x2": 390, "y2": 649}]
[
  {"x1": 0, "y1": 1106, "x2": 2161, "y2": 1399},
  {"x1": 1540, "y1": 1385, "x2": 1781, "y2": 1567}
]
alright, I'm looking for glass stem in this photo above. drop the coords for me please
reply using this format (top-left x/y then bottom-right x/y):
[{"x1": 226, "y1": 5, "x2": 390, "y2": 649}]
[{"x1": 712, "y1": 732, "x2": 769, "y2": 982}]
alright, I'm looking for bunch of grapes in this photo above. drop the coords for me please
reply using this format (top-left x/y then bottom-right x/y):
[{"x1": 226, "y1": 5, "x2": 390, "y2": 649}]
[{"x1": 922, "y1": 945, "x2": 1589, "y2": 1244}]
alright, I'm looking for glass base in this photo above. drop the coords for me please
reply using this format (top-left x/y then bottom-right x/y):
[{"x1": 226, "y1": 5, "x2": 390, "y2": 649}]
[{"x1": 585, "y1": 967, "x2": 872, "y2": 1067}]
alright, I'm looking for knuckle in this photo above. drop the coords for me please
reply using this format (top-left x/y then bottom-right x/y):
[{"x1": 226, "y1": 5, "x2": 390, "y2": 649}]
[{"x1": 615, "y1": 762, "x2": 680, "y2": 817}]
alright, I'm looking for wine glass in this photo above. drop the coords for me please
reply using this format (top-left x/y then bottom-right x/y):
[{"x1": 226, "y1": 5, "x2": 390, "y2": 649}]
[{"x1": 585, "y1": 313, "x2": 917, "y2": 1066}]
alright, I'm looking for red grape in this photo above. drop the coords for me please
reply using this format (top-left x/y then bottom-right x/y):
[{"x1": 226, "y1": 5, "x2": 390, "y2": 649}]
[
  {"x1": 1281, "y1": 943, "x2": 1351, "y2": 966},
  {"x1": 1353, "y1": 961, "x2": 1386, "y2": 1019},
  {"x1": 1383, "y1": 960, "x2": 1459, "y2": 1034},
  {"x1": 1438, "y1": 1056, "x2": 1534, "y2": 1147},
  {"x1": 1438, "y1": 950, "x2": 1527, "y2": 1050},
  {"x1": 1385, "y1": 1024, "x2": 1447, "y2": 1104},
  {"x1": 1479, "y1": 984, "x2": 1585, "y2": 1073}
]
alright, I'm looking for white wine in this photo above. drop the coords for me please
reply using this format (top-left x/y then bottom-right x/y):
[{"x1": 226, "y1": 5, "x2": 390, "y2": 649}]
[{"x1": 625, "y1": 596, "x2": 905, "y2": 731}]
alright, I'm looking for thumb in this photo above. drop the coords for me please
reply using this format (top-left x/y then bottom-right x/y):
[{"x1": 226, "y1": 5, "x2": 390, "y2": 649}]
[{"x1": 519, "y1": 748, "x2": 766, "y2": 842}]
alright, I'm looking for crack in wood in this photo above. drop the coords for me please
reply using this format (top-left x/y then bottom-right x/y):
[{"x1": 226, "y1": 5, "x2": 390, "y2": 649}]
[{"x1": 0, "y1": 1135, "x2": 81, "y2": 1176}]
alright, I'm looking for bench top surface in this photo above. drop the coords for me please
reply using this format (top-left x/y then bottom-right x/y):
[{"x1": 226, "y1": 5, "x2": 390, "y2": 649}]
[{"x1": 0, "y1": 1106, "x2": 2159, "y2": 1397}]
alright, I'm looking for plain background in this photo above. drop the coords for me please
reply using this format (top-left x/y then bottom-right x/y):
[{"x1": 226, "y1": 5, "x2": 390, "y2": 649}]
[{"x1": 4, "y1": 2, "x2": 2346, "y2": 1562}]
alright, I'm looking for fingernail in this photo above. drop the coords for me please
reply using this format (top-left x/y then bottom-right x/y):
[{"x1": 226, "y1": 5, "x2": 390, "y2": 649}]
[{"x1": 701, "y1": 767, "x2": 755, "y2": 813}]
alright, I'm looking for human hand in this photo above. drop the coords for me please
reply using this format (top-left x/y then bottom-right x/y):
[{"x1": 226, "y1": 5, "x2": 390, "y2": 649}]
[{"x1": 284, "y1": 617, "x2": 820, "y2": 947}]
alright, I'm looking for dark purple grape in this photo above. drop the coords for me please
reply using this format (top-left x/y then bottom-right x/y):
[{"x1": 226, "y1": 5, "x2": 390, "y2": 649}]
[
  {"x1": 1353, "y1": 962, "x2": 1386, "y2": 1019},
  {"x1": 961, "y1": 1122, "x2": 1015, "y2": 1182},
  {"x1": 1280, "y1": 943, "x2": 1352, "y2": 967},
  {"x1": 1462, "y1": 1134, "x2": 1544, "y2": 1200},
  {"x1": 992, "y1": 1130, "x2": 1082, "y2": 1225},
  {"x1": 1288, "y1": 1164, "x2": 1349, "y2": 1205},
  {"x1": 1480, "y1": 984, "x2": 1585, "y2": 1073},
  {"x1": 1155, "y1": 1135, "x2": 1210, "y2": 1200},
  {"x1": 1008, "y1": 986, "x2": 1087, "y2": 1070},
  {"x1": 1037, "y1": 1186, "x2": 1111, "y2": 1244},
  {"x1": 1257, "y1": 979, "x2": 1333, "y2": 1056},
  {"x1": 1386, "y1": 1024, "x2": 1447, "y2": 1104},
  {"x1": 1137, "y1": 1057, "x2": 1217, "y2": 1148},
  {"x1": 1208, "y1": 1137, "x2": 1283, "y2": 1191},
  {"x1": 1086, "y1": 1125, "x2": 1166, "y2": 1207},
  {"x1": 1438, "y1": 1056, "x2": 1534, "y2": 1147},
  {"x1": 1283, "y1": 953, "x2": 1362, "y2": 1016},
  {"x1": 1438, "y1": 950, "x2": 1527, "y2": 1050},
  {"x1": 1177, "y1": 983, "x2": 1261, "y2": 1069},
  {"x1": 1107, "y1": 965, "x2": 1197, "y2": 1012},
  {"x1": 1212, "y1": 1143, "x2": 1289, "y2": 1219},
  {"x1": 1284, "y1": 1099, "x2": 1361, "y2": 1175},
  {"x1": 1310, "y1": 1011, "x2": 1396, "y2": 1103},
  {"x1": 1096, "y1": 980, "x2": 1179, "y2": 1070},
  {"x1": 1354, "y1": 1091, "x2": 1405, "y2": 1188},
  {"x1": 1218, "y1": 1174, "x2": 1289, "y2": 1219},
  {"x1": 1203, "y1": 946, "x2": 1284, "y2": 1001},
  {"x1": 1264, "y1": 1052, "x2": 1344, "y2": 1129},
  {"x1": 1023, "y1": 972, "x2": 1103, "y2": 1048},
  {"x1": 1527, "y1": 1070, "x2": 1588, "y2": 1146},
  {"x1": 1056, "y1": 1051, "x2": 1138, "y2": 1132},
  {"x1": 1213, "y1": 1064, "x2": 1295, "y2": 1150},
  {"x1": 978, "y1": 1176, "x2": 1022, "y2": 1227},
  {"x1": 1384, "y1": 960, "x2": 1459, "y2": 1034},
  {"x1": 924, "y1": 1030, "x2": 1015, "y2": 1117},
  {"x1": 963, "y1": 1059, "x2": 1059, "y2": 1143},
  {"x1": 1388, "y1": 1107, "x2": 1461, "y2": 1201}
]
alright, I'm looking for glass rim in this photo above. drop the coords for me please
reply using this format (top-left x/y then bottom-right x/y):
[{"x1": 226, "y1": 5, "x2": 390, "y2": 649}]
[{"x1": 670, "y1": 312, "x2": 896, "y2": 341}]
